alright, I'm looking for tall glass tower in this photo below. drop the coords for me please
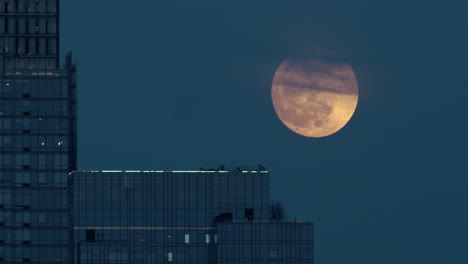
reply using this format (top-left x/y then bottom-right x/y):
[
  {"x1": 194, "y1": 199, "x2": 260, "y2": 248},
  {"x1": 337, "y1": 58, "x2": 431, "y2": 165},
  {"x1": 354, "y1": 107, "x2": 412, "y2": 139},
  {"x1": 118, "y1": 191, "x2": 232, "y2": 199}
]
[{"x1": 0, "y1": 0, "x2": 77, "y2": 263}]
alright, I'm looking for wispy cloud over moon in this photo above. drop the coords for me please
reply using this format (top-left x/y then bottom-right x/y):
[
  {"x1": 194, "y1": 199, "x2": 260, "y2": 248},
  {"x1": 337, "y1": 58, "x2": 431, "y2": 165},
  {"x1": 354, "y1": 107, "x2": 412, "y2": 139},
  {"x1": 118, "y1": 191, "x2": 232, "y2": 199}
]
[{"x1": 271, "y1": 47, "x2": 359, "y2": 138}]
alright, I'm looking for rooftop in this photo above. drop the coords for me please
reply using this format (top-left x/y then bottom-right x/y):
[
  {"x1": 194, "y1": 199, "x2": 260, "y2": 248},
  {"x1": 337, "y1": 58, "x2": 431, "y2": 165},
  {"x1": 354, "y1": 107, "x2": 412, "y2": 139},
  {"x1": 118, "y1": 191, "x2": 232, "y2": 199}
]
[{"x1": 71, "y1": 170, "x2": 269, "y2": 174}]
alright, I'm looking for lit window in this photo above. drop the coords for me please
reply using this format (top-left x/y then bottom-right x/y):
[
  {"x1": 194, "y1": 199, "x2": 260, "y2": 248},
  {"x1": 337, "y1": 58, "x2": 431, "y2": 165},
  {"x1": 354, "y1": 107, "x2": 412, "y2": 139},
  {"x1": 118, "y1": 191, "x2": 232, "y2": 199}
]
[
  {"x1": 184, "y1": 234, "x2": 189, "y2": 244},
  {"x1": 168, "y1": 252, "x2": 173, "y2": 262},
  {"x1": 206, "y1": 234, "x2": 210, "y2": 244}
]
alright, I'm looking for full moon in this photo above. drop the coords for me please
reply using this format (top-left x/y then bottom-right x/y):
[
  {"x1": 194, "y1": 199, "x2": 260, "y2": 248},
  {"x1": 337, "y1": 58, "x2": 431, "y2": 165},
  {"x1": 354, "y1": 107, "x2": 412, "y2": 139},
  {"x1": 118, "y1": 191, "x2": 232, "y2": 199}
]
[{"x1": 271, "y1": 47, "x2": 359, "y2": 138}]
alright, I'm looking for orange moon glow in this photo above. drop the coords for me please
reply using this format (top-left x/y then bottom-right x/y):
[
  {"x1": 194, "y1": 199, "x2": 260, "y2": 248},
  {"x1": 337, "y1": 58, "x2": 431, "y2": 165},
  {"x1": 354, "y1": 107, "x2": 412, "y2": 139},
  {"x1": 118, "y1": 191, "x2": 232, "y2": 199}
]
[{"x1": 271, "y1": 47, "x2": 359, "y2": 138}]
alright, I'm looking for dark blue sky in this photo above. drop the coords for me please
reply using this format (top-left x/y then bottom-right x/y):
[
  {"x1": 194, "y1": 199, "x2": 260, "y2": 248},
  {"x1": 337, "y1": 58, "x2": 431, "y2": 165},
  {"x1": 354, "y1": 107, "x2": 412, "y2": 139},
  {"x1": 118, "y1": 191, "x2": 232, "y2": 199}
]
[{"x1": 61, "y1": 1, "x2": 468, "y2": 263}]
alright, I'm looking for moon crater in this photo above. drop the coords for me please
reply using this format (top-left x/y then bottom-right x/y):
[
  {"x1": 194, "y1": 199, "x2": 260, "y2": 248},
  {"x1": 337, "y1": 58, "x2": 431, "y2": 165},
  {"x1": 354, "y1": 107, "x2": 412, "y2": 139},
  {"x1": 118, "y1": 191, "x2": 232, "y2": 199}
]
[{"x1": 271, "y1": 47, "x2": 359, "y2": 138}]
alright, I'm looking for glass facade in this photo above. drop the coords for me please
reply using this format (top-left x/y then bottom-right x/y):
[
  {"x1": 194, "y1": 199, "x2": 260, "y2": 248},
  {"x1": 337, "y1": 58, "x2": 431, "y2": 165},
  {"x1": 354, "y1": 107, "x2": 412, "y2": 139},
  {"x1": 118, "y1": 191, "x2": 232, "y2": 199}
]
[
  {"x1": 0, "y1": 1, "x2": 77, "y2": 263},
  {"x1": 72, "y1": 169, "x2": 313, "y2": 264},
  {"x1": 216, "y1": 222, "x2": 313, "y2": 264},
  {"x1": 1, "y1": 2, "x2": 314, "y2": 264}
]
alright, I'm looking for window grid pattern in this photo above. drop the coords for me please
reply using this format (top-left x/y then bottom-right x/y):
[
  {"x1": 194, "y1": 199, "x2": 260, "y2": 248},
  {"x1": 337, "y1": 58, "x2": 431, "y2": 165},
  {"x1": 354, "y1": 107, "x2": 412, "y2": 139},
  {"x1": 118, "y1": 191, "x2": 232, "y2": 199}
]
[
  {"x1": 0, "y1": 0, "x2": 60, "y2": 70},
  {"x1": 73, "y1": 171, "x2": 273, "y2": 264},
  {"x1": 216, "y1": 222, "x2": 313, "y2": 264},
  {"x1": 0, "y1": 32, "x2": 77, "y2": 263}
]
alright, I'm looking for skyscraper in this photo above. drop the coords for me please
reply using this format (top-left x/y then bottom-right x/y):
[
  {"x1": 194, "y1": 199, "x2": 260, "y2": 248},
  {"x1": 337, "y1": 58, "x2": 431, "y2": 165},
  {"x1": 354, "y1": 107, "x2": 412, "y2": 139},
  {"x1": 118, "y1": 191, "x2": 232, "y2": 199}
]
[
  {"x1": 0, "y1": 0, "x2": 77, "y2": 263},
  {"x1": 1, "y1": 2, "x2": 314, "y2": 264},
  {"x1": 72, "y1": 168, "x2": 313, "y2": 263}
]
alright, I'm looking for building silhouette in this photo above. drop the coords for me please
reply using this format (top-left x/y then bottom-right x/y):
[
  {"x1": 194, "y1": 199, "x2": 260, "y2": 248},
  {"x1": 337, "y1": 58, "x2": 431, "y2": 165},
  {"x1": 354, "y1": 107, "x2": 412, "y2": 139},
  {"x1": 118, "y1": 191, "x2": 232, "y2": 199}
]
[
  {"x1": 1, "y1": 1, "x2": 313, "y2": 263},
  {"x1": 0, "y1": 0, "x2": 77, "y2": 263},
  {"x1": 72, "y1": 168, "x2": 313, "y2": 263}
]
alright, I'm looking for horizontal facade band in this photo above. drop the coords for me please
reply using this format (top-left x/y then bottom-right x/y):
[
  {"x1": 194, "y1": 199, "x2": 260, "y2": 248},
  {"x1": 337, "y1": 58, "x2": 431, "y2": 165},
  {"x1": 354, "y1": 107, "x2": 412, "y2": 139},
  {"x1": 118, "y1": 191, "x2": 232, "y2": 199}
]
[
  {"x1": 79, "y1": 170, "x2": 269, "y2": 174},
  {"x1": 0, "y1": 13, "x2": 58, "y2": 16},
  {"x1": 1, "y1": 72, "x2": 67, "y2": 77},
  {"x1": 0, "y1": 34, "x2": 59, "y2": 37},
  {"x1": 0, "y1": 97, "x2": 67, "y2": 101},
  {"x1": 0, "y1": 115, "x2": 70, "y2": 118},
  {"x1": 74, "y1": 226, "x2": 215, "y2": 231}
]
